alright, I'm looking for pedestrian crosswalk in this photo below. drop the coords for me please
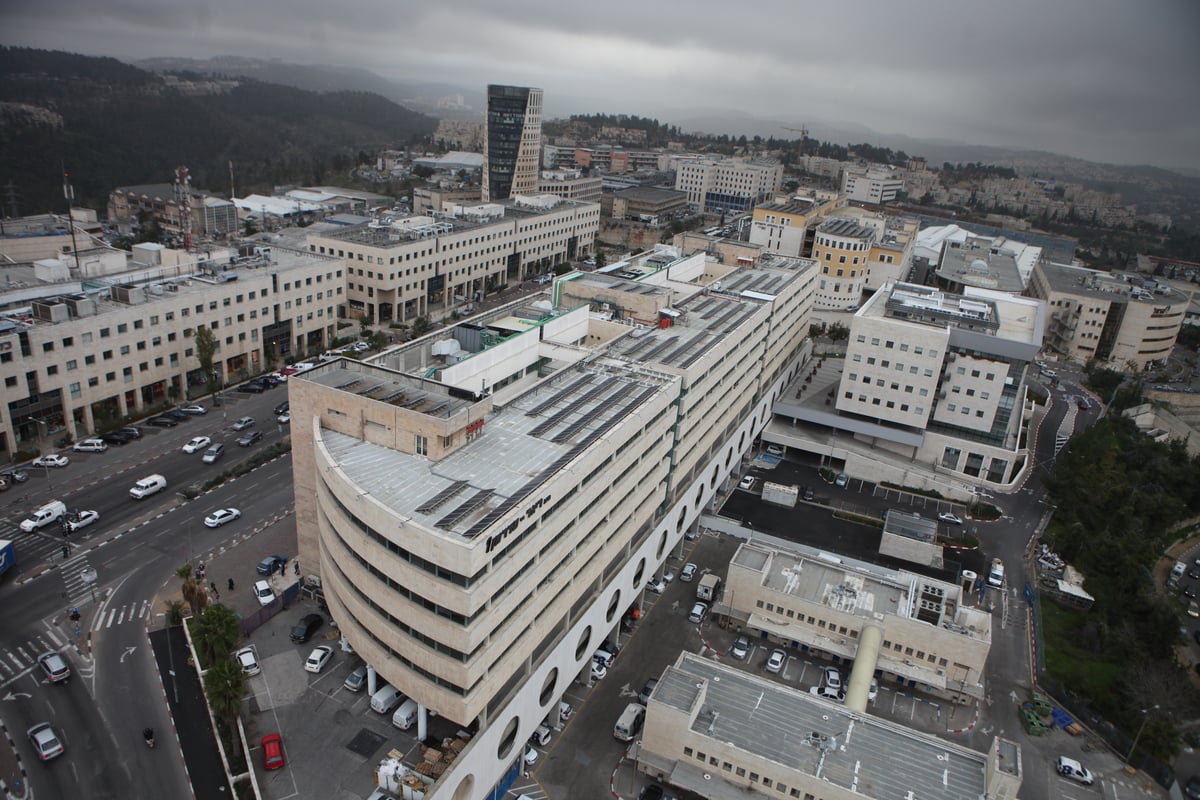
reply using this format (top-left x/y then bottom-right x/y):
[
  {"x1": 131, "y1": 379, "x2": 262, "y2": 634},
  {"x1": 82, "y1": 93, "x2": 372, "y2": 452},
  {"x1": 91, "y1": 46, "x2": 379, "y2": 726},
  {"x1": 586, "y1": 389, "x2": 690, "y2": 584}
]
[
  {"x1": 92, "y1": 599, "x2": 152, "y2": 632},
  {"x1": 0, "y1": 628, "x2": 67, "y2": 684},
  {"x1": 61, "y1": 553, "x2": 101, "y2": 605}
]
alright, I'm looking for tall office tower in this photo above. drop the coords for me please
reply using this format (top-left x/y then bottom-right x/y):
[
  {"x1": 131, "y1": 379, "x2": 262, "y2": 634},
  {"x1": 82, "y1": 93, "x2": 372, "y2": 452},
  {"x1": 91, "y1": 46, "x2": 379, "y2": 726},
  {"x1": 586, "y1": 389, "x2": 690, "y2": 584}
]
[{"x1": 482, "y1": 85, "x2": 543, "y2": 201}]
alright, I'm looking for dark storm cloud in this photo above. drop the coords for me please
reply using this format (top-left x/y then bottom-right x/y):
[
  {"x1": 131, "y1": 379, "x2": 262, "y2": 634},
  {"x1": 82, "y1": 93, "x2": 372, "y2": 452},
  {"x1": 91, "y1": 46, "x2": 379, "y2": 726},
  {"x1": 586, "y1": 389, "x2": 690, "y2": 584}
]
[{"x1": 3, "y1": 0, "x2": 1198, "y2": 169}]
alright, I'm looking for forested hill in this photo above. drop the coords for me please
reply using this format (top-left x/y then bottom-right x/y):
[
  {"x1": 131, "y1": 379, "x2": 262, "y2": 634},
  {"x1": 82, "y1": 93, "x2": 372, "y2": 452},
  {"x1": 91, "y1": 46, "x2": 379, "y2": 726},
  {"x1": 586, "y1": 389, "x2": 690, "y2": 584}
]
[{"x1": 0, "y1": 46, "x2": 437, "y2": 213}]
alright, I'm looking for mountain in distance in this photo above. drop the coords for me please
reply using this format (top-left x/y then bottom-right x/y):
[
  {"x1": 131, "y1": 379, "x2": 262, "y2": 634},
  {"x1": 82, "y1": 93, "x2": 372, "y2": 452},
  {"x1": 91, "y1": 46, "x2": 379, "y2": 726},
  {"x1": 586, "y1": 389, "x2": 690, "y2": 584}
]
[{"x1": 136, "y1": 55, "x2": 485, "y2": 121}]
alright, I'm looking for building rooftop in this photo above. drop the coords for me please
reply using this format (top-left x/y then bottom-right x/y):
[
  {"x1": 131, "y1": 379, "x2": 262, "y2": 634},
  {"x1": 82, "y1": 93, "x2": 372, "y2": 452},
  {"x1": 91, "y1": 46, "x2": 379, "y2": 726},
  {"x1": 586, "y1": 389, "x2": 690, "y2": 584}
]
[
  {"x1": 936, "y1": 244, "x2": 1027, "y2": 293},
  {"x1": 755, "y1": 200, "x2": 820, "y2": 217},
  {"x1": 654, "y1": 653, "x2": 987, "y2": 800},
  {"x1": 612, "y1": 186, "x2": 687, "y2": 202},
  {"x1": 818, "y1": 218, "x2": 875, "y2": 239},
  {"x1": 1038, "y1": 261, "x2": 1188, "y2": 304}
]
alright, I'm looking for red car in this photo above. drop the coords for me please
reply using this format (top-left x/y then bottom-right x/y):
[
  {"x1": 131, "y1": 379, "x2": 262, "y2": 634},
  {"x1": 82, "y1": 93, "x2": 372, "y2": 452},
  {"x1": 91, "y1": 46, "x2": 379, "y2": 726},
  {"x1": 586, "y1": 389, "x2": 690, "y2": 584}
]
[{"x1": 262, "y1": 733, "x2": 285, "y2": 770}]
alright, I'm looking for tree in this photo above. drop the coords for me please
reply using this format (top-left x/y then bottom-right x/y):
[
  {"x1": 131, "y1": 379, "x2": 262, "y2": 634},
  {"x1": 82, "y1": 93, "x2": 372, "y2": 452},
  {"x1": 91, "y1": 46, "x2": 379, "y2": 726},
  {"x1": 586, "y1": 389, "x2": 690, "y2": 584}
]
[
  {"x1": 593, "y1": 252, "x2": 607, "y2": 270},
  {"x1": 163, "y1": 599, "x2": 185, "y2": 626},
  {"x1": 203, "y1": 657, "x2": 246, "y2": 724},
  {"x1": 194, "y1": 326, "x2": 220, "y2": 404},
  {"x1": 191, "y1": 603, "x2": 241, "y2": 669},
  {"x1": 410, "y1": 315, "x2": 433, "y2": 338},
  {"x1": 175, "y1": 564, "x2": 209, "y2": 618}
]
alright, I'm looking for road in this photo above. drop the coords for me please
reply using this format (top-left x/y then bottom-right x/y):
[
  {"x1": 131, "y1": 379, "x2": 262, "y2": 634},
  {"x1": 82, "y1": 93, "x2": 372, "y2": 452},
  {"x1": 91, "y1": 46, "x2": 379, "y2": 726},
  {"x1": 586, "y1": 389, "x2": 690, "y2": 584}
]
[{"x1": 0, "y1": 385, "x2": 295, "y2": 798}]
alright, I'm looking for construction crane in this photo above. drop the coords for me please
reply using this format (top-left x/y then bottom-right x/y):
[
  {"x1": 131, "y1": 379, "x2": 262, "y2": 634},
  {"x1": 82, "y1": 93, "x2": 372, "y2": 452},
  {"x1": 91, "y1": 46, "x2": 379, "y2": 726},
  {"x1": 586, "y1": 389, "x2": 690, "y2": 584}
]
[
  {"x1": 175, "y1": 165, "x2": 193, "y2": 251},
  {"x1": 782, "y1": 124, "x2": 809, "y2": 140}
]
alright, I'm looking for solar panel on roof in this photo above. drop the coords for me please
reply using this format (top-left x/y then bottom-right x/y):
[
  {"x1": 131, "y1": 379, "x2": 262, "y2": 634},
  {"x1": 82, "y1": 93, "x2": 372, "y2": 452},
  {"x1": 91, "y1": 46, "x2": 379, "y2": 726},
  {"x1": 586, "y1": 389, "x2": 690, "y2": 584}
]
[
  {"x1": 355, "y1": 384, "x2": 382, "y2": 395},
  {"x1": 526, "y1": 374, "x2": 595, "y2": 417},
  {"x1": 381, "y1": 390, "x2": 406, "y2": 404},
  {"x1": 336, "y1": 379, "x2": 363, "y2": 390},
  {"x1": 638, "y1": 337, "x2": 678, "y2": 362},
  {"x1": 660, "y1": 335, "x2": 707, "y2": 367},
  {"x1": 415, "y1": 480, "x2": 470, "y2": 514},
  {"x1": 529, "y1": 377, "x2": 620, "y2": 438},
  {"x1": 436, "y1": 489, "x2": 495, "y2": 530}
]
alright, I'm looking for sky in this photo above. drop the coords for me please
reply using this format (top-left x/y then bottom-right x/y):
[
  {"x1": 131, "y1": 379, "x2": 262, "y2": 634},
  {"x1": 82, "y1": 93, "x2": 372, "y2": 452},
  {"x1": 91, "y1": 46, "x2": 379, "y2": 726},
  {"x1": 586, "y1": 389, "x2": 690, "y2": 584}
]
[{"x1": 4, "y1": 0, "x2": 1199, "y2": 171}]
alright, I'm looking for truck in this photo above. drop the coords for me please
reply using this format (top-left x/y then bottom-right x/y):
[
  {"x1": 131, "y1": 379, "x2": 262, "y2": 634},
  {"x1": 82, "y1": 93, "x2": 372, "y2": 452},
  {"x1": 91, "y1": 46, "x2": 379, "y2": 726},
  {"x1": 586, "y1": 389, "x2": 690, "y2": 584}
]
[
  {"x1": 697, "y1": 572, "x2": 722, "y2": 601},
  {"x1": 987, "y1": 558, "x2": 1005, "y2": 589},
  {"x1": 0, "y1": 540, "x2": 14, "y2": 579}
]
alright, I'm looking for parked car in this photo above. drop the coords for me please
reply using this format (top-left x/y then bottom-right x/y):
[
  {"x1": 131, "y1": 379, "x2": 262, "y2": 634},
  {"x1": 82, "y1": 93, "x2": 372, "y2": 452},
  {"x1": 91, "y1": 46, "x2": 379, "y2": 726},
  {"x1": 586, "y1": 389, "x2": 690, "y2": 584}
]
[
  {"x1": 304, "y1": 645, "x2": 334, "y2": 674},
  {"x1": 529, "y1": 723, "x2": 552, "y2": 747},
  {"x1": 661, "y1": 566, "x2": 675, "y2": 583},
  {"x1": 182, "y1": 436, "x2": 211, "y2": 454},
  {"x1": 27, "y1": 723, "x2": 65, "y2": 761},
  {"x1": 1, "y1": 468, "x2": 29, "y2": 483},
  {"x1": 261, "y1": 733, "x2": 286, "y2": 770},
  {"x1": 802, "y1": 485, "x2": 815, "y2": 501},
  {"x1": 179, "y1": 404, "x2": 208, "y2": 415},
  {"x1": 278, "y1": 413, "x2": 291, "y2": 425},
  {"x1": 765, "y1": 444, "x2": 784, "y2": 457},
  {"x1": 680, "y1": 563, "x2": 698, "y2": 582},
  {"x1": 731, "y1": 637, "x2": 750, "y2": 660},
  {"x1": 32, "y1": 454, "x2": 70, "y2": 468},
  {"x1": 235, "y1": 646, "x2": 261, "y2": 676},
  {"x1": 64, "y1": 509, "x2": 99, "y2": 533},
  {"x1": 738, "y1": 475, "x2": 755, "y2": 490},
  {"x1": 162, "y1": 409, "x2": 190, "y2": 421},
  {"x1": 204, "y1": 508, "x2": 241, "y2": 528},
  {"x1": 688, "y1": 602, "x2": 708, "y2": 624},
  {"x1": 1055, "y1": 756, "x2": 1094, "y2": 785},
  {"x1": 274, "y1": 401, "x2": 290, "y2": 416},
  {"x1": 639, "y1": 678, "x2": 658, "y2": 705},
  {"x1": 146, "y1": 416, "x2": 178, "y2": 428},
  {"x1": 559, "y1": 701, "x2": 573, "y2": 722},
  {"x1": 590, "y1": 661, "x2": 608, "y2": 681},
  {"x1": 822, "y1": 666, "x2": 842, "y2": 692},
  {"x1": 237, "y1": 430, "x2": 263, "y2": 447},
  {"x1": 101, "y1": 431, "x2": 132, "y2": 446},
  {"x1": 257, "y1": 554, "x2": 288, "y2": 575},
  {"x1": 645, "y1": 577, "x2": 666, "y2": 594},
  {"x1": 233, "y1": 416, "x2": 255, "y2": 431},
  {"x1": 290, "y1": 613, "x2": 323, "y2": 643},
  {"x1": 766, "y1": 648, "x2": 786, "y2": 674},
  {"x1": 835, "y1": 472, "x2": 849, "y2": 487},
  {"x1": 344, "y1": 664, "x2": 368, "y2": 692},
  {"x1": 253, "y1": 580, "x2": 275, "y2": 607},
  {"x1": 240, "y1": 381, "x2": 265, "y2": 394},
  {"x1": 937, "y1": 512, "x2": 963, "y2": 525},
  {"x1": 119, "y1": 426, "x2": 143, "y2": 439}
]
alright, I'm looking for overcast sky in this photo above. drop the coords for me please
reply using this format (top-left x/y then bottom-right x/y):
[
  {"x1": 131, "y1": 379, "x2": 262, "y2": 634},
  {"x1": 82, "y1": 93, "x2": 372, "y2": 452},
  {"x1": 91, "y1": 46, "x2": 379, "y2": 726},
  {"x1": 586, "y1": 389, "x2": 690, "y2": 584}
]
[{"x1": 4, "y1": 0, "x2": 1199, "y2": 171}]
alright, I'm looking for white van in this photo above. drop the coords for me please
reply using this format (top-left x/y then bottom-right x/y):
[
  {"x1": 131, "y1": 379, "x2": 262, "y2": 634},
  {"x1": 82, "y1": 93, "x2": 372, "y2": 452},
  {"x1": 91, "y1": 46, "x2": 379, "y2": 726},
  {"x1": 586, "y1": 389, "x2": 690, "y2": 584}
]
[
  {"x1": 129, "y1": 474, "x2": 167, "y2": 499},
  {"x1": 613, "y1": 702, "x2": 645, "y2": 742},
  {"x1": 72, "y1": 438, "x2": 108, "y2": 453},
  {"x1": 370, "y1": 684, "x2": 403, "y2": 714},
  {"x1": 20, "y1": 500, "x2": 68, "y2": 532},
  {"x1": 390, "y1": 698, "x2": 418, "y2": 730}
]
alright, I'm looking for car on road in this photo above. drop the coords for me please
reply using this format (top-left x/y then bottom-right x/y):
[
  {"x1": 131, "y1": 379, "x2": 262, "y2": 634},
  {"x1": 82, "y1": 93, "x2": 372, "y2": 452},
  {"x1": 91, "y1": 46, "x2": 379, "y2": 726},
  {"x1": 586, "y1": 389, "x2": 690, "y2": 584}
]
[
  {"x1": 235, "y1": 646, "x2": 261, "y2": 676},
  {"x1": 253, "y1": 580, "x2": 275, "y2": 607},
  {"x1": 835, "y1": 472, "x2": 849, "y2": 487},
  {"x1": 202, "y1": 444, "x2": 225, "y2": 464},
  {"x1": 645, "y1": 577, "x2": 666, "y2": 594},
  {"x1": 738, "y1": 475, "x2": 755, "y2": 490},
  {"x1": 274, "y1": 401, "x2": 290, "y2": 416},
  {"x1": 262, "y1": 733, "x2": 286, "y2": 770},
  {"x1": 304, "y1": 645, "x2": 334, "y2": 673},
  {"x1": 179, "y1": 404, "x2": 208, "y2": 415},
  {"x1": 64, "y1": 510, "x2": 99, "y2": 533},
  {"x1": 1055, "y1": 756, "x2": 1094, "y2": 785},
  {"x1": 344, "y1": 664, "x2": 368, "y2": 692},
  {"x1": 32, "y1": 454, "x2": 69, "y2": 468},
  {"x1": 688, "y1": 602, "x2": 708, "y2": 624},
  {"x1": 204, "y1": 508, "x2": 241, "y2": 528},
  {"x1": 639, "y1": 678, "x2": 658, "y2": 705},
  {"x1": 766, "y1": 648, "x2": 786, "y2": 674},
  {"x1": 731, "y1": 637, "x2": 750, "y2": 660},
  {"x1": 290, "y1": 613, "x2": 323, "y2": 643},
  {"x1": 822, "y1": 666, "x2": 842, "y2": 692},
  {"x1": 938, "y1": 512, "x2": 963, "y2": 525},
  {"x1": 257, "y1": 554, "x2": 288, "y2": 575},
  {"x1": 146, "y1": 415, "x2": 178, "y2": 427},
  {"x1": 237, "y1": 430, "x2": 263, "y2": 447},
  {"x1": 680, "y1": 563, "x2": 698, "y2": 582},
  {"x1": 183, "y1": 436, "x2": 211, "y2": 453},
  {"x1": 27, "y1": 723, "x2": 65, "y2": 761},
  {"x1": 1, "y1": 468, "x2": 29, "y2": 484},
  {"x1": 38, "y1": 652, "x2": 71, "y2": 684},
  {"x1": 233, "y1": 416, "x2": 255, "y2": 431}
]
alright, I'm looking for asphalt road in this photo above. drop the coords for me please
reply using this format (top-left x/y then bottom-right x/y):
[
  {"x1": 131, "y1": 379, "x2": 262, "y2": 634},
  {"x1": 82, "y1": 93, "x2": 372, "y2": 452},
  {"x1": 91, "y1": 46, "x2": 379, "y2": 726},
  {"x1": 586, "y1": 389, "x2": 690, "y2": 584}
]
[{"x1": 0, "y1": 384, "x2": 296, "y2": 799}]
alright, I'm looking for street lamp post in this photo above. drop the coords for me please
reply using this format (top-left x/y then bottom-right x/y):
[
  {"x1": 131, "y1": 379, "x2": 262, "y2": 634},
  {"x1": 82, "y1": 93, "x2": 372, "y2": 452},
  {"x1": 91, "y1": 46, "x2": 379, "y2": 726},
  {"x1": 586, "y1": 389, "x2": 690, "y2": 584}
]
[
  {"x1": 80, "y1": 566, "x2": 98, "y2": 604},
  {"x1": 1124, "y1": 705, "x2": 1159, "y2": 775}
]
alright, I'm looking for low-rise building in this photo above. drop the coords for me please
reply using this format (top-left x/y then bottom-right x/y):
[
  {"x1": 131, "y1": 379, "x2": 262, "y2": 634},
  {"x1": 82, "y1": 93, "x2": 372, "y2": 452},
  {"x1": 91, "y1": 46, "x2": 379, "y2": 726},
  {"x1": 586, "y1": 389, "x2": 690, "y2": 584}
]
[
  {"x1": 841, "y1": 164, "x2": 904, "y2": 204},
  {"x1": 639, "y1": 652, "x2": 1021, "y2": 800},
  {"x1": 675, "y1": 158, "x2": 783, "y2": 214},
  {"x1": 536, "y1": 169, "x2": 602, "y2": 204},
  {"x1": 1027, "y1": 262, "x2": 1187, "y2": 369},
  {"x1": 609, "y1": 186, "x2": 689, "y2": 222}
]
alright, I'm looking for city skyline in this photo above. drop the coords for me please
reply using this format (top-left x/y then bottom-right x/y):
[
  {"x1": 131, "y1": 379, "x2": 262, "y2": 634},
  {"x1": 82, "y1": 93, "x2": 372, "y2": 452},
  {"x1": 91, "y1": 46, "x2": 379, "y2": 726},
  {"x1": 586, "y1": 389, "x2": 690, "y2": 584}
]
[{"x1": 2, "y1": 0, "x2": 1198, "y2": 173}]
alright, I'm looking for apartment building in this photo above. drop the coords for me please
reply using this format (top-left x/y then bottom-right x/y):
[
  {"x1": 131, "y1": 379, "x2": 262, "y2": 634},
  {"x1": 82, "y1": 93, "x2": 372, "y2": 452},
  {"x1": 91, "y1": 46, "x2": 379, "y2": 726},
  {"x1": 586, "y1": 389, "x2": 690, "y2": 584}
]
[
  {"x1": 748, "y1": 197, "x2": 840, "y2": 258},
  {"x1": 482, "y1": 85, "x2": 543, "y2": 201},
  {"x1": 675, "y1": 158, "x2": 783, "y2": 214},
  {"x1": 108, "y1": 182, "x2": 238, "y2": 238},
  {"x1": 811, "y1": 218, "x2": 877, "y2": 310},
  {"x1": 289, "y1": 246, "x2": 818, "y2": 798},
  {"x1": 639, "y1": 653, "x2": 1021, "y2": 800},
  {"x1": 723, "y1": 540, "x2": 990, "y2": 700},
  {"x1": 305, "y1": 195, "x2": 600, "y2": 323},
  {"x1": 536, "y1": 169, "x2": 602, "y2": 204},
  {"x1": 0, "y1": 246, "x2": 341, "y2": 455},
  {"x1": 841, "y1": 164, "x2": 904, "y2": 204},
  {"x1": 1027, "y1": 262, "x2": 1187, "y2": 369}
]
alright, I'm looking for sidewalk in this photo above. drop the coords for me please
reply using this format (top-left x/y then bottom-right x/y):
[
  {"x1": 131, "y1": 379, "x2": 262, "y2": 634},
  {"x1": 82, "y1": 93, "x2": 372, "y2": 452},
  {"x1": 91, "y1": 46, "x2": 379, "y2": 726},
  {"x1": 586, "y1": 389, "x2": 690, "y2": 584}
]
[{"x1": 0, "y1": 719, "x2": 27, "y2": 800}]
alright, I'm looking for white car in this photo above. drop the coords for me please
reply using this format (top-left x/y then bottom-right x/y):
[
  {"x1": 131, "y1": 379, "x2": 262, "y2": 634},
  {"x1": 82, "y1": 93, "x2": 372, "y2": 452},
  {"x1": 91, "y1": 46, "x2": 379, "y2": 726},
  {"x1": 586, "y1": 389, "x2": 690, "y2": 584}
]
[
  {"x1": 868, "y1": 678, "x2": 879, "y2": 702},
  {"x1": 523, "y1": 744, "x2": 538, "y2": 766},
  {"x1": 590, "y1": 661, "x2": 607, "y2": 681},
  {"x1": 559, "y1": 701, "x2": 573, "y2": 722},
  {"x1": 938, "y1": 512, "x2": 963, "y2": 525},
  {"x1": 680, "y1": 563, "x2": 698, "y2": 582},
  {"x1": 304, "y1": 645, "x2": 334, "y2": 674},
  {"x1": 27, "y1": 723, "x2": 65, "y2": 761},
  {"x1": 738, "y1": 475, "x2": 755, "y2": 490},
  {"x1": 766, "y1": 648, "x2": 786, "y2": 674},
  {"x1": 835, "y1": 472, "x2": 849, "y2": 487},
  {"x1": 65, "y1": 509, "x2": 99, "y2": 533},
  {"x1": 235, "y1": 646, "x2": 261, "y2": 676},
  {"x1": 204, "y1": 508, "x2": 241, "y2": 528},
  {"x1": 179, "y1": 404, "x2": 208, "y2": 415},
  {"x1": 661, "y1": 566, "x2": 676, "y2": 584},
  {"x1": 351, "y1": 341, "x2": 370, "y2": 353},
  {"x1": 1055, "y1": 756, "x2": 1094, "y2": 785},
  {"x1": 232, "y1": 416, "x2": 255, "y2": 431},
  {"x1": 32, "y1": 454, "x2": 69, "y2": 468},
  {"x1": 182, "y1": 436, "x2": 212, "y2": 453},
  {"x1": 822, "y1": 666, "x2": 842, "y2": 692},
  {"x1": 270, "y1": 371, "x2": 289, "y2": 382},
  {"x1": 645, "y1": 578, "x2": 666, "y2": 594},
  {"x1": 278, "y1": 413, "x2": 291, "y2": 425},
  {"x1": 688, "y1": 602, "x2": 708, "y2": 624},
  {"x1": 253, "y1": 580, "x2": 275, "y2": 607}
]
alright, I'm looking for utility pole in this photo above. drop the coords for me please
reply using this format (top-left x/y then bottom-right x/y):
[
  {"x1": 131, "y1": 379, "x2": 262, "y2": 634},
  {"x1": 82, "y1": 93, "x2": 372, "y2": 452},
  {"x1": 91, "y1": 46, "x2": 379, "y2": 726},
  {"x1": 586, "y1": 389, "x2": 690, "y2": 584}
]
[{"x1": 62, "y1": 166, "x2": 82, "y2": 276}]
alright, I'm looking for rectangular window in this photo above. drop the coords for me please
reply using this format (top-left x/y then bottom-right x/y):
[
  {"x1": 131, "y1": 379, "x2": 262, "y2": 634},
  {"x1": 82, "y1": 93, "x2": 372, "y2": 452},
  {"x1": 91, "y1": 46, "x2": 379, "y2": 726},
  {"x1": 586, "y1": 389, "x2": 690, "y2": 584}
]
[{"x1": 415, "y1": 435, "x2": 428, "y2": 456}]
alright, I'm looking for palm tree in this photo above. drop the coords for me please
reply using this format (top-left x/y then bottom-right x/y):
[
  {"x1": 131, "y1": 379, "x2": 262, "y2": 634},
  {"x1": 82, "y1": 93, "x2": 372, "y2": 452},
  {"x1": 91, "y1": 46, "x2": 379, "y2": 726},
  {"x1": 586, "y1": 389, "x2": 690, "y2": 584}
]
[
  {"x1": 203, "y1": 658, "x2": 246, "y2": 723},
  {"x1": 176, "y1": 564, "x2": 209, "y2": 618},
  {"x1": 163, "y1": 599, "x2": 185, "y2": 626},
  {"x1": 191, "y1": 603, "x2": 241, "y2": 669}
]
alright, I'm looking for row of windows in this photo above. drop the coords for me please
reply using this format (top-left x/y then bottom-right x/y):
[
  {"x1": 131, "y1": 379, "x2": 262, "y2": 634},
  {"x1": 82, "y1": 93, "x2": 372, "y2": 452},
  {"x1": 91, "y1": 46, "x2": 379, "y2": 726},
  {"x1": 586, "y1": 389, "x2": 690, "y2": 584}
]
[
  {"x1": 855, "y1": 336, "x2": 939, "y2": 357},
  {"x1": 681, "y1": 745, "x2": 816, "y2": 799},
  {"x1": 944, "y1": 404, "x2": 987, "y2": 418},
  {"x1": 848, "y1": 374, "x2": 931, "y2": 396},
  {"x1": 844, "y1": 391, "x2": 926, "y2": 416},
  {"x1": 852, "y1": 353, "x2": 937, "y2": 378}
]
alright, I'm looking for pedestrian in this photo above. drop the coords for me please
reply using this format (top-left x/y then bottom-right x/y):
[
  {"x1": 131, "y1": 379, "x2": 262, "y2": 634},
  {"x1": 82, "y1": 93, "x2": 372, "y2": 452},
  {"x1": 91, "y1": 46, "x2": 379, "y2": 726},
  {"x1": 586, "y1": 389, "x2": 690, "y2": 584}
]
[
  {"x1": 210, "y1": 581, "x2": 220, "y2": 599},
  {"x1": 294, "y1": 560, "x2": 300, "y2": 576},
  {"x1": 228, "y1": 578, "x2": 235, "y2": 592}
]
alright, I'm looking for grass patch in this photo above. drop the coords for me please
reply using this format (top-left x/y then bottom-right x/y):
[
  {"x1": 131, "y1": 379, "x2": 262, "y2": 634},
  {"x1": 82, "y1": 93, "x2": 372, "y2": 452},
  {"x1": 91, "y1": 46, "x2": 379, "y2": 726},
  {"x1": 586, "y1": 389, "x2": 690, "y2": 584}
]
[{"x1": 1041, "y1": 603, "x2": 1123, "y2": 698}]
